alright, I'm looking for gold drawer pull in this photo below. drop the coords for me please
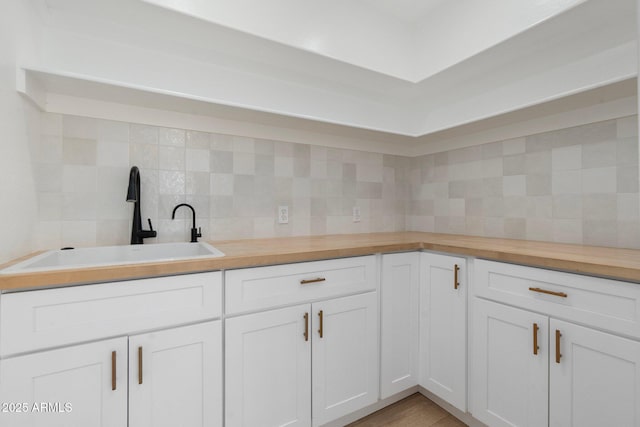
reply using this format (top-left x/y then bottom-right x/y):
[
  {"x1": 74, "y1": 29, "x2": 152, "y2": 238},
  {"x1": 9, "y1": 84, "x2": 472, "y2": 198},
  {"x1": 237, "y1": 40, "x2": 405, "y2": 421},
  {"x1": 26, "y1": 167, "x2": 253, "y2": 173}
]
[
  {"x1": 454, "y1": 264, "x2": 460, "y2": 289},
  {"x1": 533, "y1": 323, "x2": 539, "y2": 355},
  {"x1": 300, "y1": 277, "x2": 326, "y2": 285},
  {"x1": 304, "y1": 312, "x2": 309, "y2": 342},
  {"x1": 138, "y1": 346, "x2": 143, "y2": 385},
  {"x1": 318, "y1": 310, "x2": 324, "y2": 338},
  {"x1": 529, "y1": 287, "x2": 567, "y2": 298},
  {"x1": 555, "y1": 330, "x2": 562, "y2": 363},
  {"x1": 111, "y1": 351, "x2": 117, "y2": 391}
]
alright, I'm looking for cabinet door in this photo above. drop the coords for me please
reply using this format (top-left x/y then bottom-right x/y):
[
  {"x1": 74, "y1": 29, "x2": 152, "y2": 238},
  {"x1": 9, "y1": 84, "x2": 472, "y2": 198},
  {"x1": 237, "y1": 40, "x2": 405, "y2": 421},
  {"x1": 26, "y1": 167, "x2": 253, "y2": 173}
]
[
  {"x1": 312, "y1": 292, "x2": 379, "y2": 427},
  {"x1": 129, "y1": 321, "x2": 222, "y2": 427},
  {"x1": 550, "y1": 319, "x2": 640, "y2": 427},
  {"x1": 419, "y1": 252, "x2": 467, "y2": 411},
  {"x1": 471, "y1": 299, "x2": 548, "y2": 427},
  {"x1": 0, "y1": 337, "x2": 127, "y2": 427},
  {"x1": 226, "y1": 304, "x2": 311, "y2": 427},
  {"x1": 381, "y1": 252, "x2": 420, "y2": 399}
]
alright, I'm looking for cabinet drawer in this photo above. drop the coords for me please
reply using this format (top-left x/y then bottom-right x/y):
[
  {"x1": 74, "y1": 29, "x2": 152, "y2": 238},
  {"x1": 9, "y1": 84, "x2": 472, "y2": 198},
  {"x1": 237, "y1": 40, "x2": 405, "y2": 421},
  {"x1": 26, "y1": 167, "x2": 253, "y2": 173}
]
[
  {"x1": 474, "y1": 259, "x2": 640, "y2": 338},
  {"x1": 225, "y1": 256, "x2": 376, "y2": 314},
  {"x1": 1, "y1": 272, "x2": 221, "y2": 356}
]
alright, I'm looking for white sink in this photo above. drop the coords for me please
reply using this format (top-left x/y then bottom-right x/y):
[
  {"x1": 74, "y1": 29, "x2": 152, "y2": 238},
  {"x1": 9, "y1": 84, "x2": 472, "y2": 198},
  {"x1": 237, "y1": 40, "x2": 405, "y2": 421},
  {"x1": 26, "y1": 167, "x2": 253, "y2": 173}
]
[{"x1": 0, "y1": 242, "x2": 225, "y2": 274}]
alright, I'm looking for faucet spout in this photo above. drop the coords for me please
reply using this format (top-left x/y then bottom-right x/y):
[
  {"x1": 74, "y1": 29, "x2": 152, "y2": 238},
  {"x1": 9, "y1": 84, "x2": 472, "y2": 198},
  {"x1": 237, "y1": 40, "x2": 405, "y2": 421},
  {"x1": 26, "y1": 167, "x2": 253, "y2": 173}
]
[
  {"x1": 172, "y1": 203, "x2": 202, "y2": 243},
  {"x1": 126, "y1": 166, "x2": 157, "y2": 244}
]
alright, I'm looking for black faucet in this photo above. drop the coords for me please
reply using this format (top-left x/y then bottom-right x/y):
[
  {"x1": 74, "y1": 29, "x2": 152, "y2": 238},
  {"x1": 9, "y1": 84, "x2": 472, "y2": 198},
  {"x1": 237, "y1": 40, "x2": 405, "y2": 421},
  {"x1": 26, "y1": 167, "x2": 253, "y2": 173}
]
[
  {"x1": 126, "y1": 166, "x2": 157, "y2": 244},
  {"x1": 171, "y1": 203, "x2": 202, "y2": 243}
]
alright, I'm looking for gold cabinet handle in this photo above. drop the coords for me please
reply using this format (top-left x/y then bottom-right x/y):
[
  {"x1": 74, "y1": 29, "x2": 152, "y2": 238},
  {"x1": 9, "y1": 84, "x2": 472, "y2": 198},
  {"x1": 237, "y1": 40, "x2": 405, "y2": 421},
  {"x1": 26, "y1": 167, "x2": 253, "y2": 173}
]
[
  {"x1": 454, "y1": 264, "x2": 460, "y2": 289},
  {"x1": 555, "y1": 330, "x2": 562, "y2": 364},
  {"x1": 300, "y1": 277, "x2": 326, "y2": 285},
  {"x1": 533, "y1": 323, "x2": 539, "y2": 355},
  {"x1": 529, "y1": 287, "x2": 568, "y2": 298},
  {"x1": 111, "y1": 351, "x2": 117, "y2": 391},
  {"x1": 138, "y1": 346, "x2": 143, "y2": 385},
  {"x1": 304, "y1": 312, "x2": 309, "y2": 342},
  {"x1": 318, "y1": 310, "x2": 324, "y2": 338}
]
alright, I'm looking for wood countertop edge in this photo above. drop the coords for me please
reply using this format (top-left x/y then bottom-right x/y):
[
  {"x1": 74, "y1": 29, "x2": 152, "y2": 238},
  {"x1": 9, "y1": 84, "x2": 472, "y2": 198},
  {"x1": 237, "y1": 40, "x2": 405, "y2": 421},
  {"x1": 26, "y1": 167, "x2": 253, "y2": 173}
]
[{"x1": 1, "y1": 233, "x2": 639, "y2": 291}]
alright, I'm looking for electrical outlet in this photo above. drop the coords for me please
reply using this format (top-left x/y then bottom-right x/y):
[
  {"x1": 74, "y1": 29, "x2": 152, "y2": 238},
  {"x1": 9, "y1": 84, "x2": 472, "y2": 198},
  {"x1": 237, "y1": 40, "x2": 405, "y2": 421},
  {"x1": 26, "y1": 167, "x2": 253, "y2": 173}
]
[
  {"x1": 352, "y1": 206, "x2": 361, "y2": 222},
  {"x1": 278, "y1": 206, "x2": 289, "y2": 224}
]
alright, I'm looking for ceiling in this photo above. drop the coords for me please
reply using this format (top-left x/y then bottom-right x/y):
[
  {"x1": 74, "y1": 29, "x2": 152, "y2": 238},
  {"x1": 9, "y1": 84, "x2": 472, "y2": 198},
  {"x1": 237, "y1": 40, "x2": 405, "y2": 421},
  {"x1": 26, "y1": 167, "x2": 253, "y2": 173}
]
[
  {"x1": 140, "y1": 0, "x2": 588, "y2": 83},
  {"x1": 32, "y1": 0, "x2": 637, "y2": 139},
  {"x1": 366, "y1": 0, "x2": 448, "y2": 23}
]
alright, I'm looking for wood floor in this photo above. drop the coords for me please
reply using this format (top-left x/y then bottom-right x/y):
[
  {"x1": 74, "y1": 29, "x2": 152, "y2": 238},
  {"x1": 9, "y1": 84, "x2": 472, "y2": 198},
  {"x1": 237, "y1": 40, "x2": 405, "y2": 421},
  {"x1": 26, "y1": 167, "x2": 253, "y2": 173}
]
[{"x1": 347, "y1": 393, "x2": 467, "y2": 427}]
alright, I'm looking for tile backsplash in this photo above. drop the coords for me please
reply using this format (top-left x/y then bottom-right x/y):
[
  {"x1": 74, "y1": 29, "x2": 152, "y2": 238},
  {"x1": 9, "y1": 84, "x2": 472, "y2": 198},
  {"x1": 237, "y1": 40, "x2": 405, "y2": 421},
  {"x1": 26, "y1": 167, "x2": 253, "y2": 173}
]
[
  {"x1": 407, "y1": 116, "x2": 640, "y2": 248},
  {"x1": 33, "y1": 114, "x2": 639, "y2": 250},
  {"x1": 34, "y1": 114, "x2": 409, "y2": 249}
]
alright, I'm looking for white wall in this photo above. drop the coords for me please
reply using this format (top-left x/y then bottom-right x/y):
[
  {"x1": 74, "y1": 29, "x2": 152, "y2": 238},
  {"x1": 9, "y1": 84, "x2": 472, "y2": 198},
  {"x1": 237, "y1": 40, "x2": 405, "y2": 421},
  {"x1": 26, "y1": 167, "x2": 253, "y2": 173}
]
[{"x1": 0, "y1": 0, "x2": 42, "y2": 263}]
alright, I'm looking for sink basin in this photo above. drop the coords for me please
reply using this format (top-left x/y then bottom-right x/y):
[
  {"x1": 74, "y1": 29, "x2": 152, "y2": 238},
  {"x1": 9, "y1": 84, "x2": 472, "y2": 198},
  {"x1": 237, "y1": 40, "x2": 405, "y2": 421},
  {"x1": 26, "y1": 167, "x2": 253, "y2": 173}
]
[{"x1": 0, "y1": 242, "x2": 225, "y2": 274}]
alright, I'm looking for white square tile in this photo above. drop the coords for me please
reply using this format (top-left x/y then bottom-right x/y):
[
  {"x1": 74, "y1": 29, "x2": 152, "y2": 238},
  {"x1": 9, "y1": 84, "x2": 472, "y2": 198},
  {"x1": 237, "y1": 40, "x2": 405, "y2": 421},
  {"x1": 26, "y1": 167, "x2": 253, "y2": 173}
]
[
  {"x1": 97, "y1": 166, "x2": 129, "y2": 191},
  {"x1": 159, "y1": 128, "x2": 185, "y2": 147},
  {"x1": 159, "y1": 170, "x2": 185, "y2": 194},
  {"x1": 553, "y1": 219, "x2": 582, "y2": 244},
  {"x1": 186, "y1": 148, "x2": 210, "y2": 172},
  {"x1": 552, "y1": 170, "x2": 581, "y2": 195},
  {"x1": 482, "y1": 158, "x2": 503, "y2": 178},
  {"x1": 63, "y1": 193, "x2": 98, "y2": 220},
  {"x1": 186, "y1": 131, "x2": 210, "y2": 149},
  {"x1": 129, "y1": 143, "x2": 158, "y2": 169},
  {"x1": 62, "y1": 165, "x2": 97, "y2": 193},
  {"x1": 275, "y1": 157, "x2": 294, "y2": 177},
  {"x1": 62, "y1": 220, "x2": 97, "y2": 247},
  {"x1": 210, "y1": 173, "x2": 234, "y2": 196},
  {"x1": 449, "y1": 198, "x2": 465, "y2": 216},
  {"x1": 97, "y1": 141, "x2": 129, "y2": 167},
  {"x1": 63, "y1": 138, "x2": 97, "y2": 165},
  {"x1": 233, "y1": 152, "x2": 255, "y2": 174},
  {"x1": 96, "y1": 220, "x2": 130, "y2": 246},
  {"x1": 552, "y1": 145, "x2": 581, "y2": 171},
  {"x1": 130, "y1": 124, "x2": 158, "y2": 145},
  {"x1": 159, "y1": 146, "x2": 185, "y2": 171},
  {"x1": 96, "y1": 192, "x2": 130, "y2": 220},
  {"x1": 36, "y1": 135, "x2": 63, "y2": 164},
  {"x1": 582, "y1": 167, "x2": 616, "y2": 193},
  {"x1": 233, "y1": 136, "x2": 255, "y2": 153},
  {"x1": 33, "y1": 221, "x2": 62, "y2": 250},
  {"x1": 503, "y1": 175, "x2": 526, "y2": 196},
  {"x1": 38, "y1": 193, "x2": 63, "y2": 220},
  {"x1": 34, "y1": 164, "x2": 63, "y2": 193},
  {"x1": 617, "y1": 193, "x2": 639, "y2": 220},
  {"x1": 211, "y1": 134, "x2": 234, "y2": 151}
]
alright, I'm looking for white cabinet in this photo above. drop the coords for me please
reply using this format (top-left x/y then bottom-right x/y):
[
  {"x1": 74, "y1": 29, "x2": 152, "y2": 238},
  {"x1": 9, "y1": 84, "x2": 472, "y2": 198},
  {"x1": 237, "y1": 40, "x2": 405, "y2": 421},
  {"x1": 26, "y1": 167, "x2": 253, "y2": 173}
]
[
  {"x1": 225, "y1": 304, "x2": 312, "y2": 427},
  {"x1": 419, "y1": 252, "x2": 467, "y2": 411},
  {"x1": 129, "y1": 321, "x2": 222, "y2": 427},
  {"x1": 380, "y1": 252, "x2": 420, "y2": 399},
  {"x1": 0, "y1": 321, "x2": 222, "y2": 427},
  {"x1": 225, "y1": 292, "x2": 378, "y2": 427},
  {"x1": 473, "y1": 259, "x2": 640, "y2": 427},
  {"x1": 0, "y1": 337, "x2": 128, "y2": 427},
  {"x1": 471, "y1": 299, "x2": 549, "y2": 427},
  {"x1": 312, "y1": 292, "x2": 379, "y2": 426},
  {"x1": 1, "y1": 272, "x2": 222, "y2": 357},
  {"x1": 550, "y1": 319, "x2": 640, "y2": 427}
]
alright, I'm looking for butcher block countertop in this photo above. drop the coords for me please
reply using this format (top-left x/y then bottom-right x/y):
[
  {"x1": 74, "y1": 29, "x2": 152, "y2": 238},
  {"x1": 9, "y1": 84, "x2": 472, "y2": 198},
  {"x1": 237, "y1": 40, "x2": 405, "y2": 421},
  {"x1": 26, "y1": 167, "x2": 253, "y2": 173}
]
[{"x1": 1, "y1": 232, "x2": 640, "y2": 291}]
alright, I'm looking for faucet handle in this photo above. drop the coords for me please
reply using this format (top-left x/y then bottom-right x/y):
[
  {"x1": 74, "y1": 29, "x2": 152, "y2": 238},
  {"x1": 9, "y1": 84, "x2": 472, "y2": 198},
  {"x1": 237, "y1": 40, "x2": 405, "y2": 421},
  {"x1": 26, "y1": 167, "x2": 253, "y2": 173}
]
[
  {"x1": 147, "y1": 218, "x2": 154, "y2": 231},
  {"x1": 197, "y1": 227, "x2": 202, "y2": 238}
]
